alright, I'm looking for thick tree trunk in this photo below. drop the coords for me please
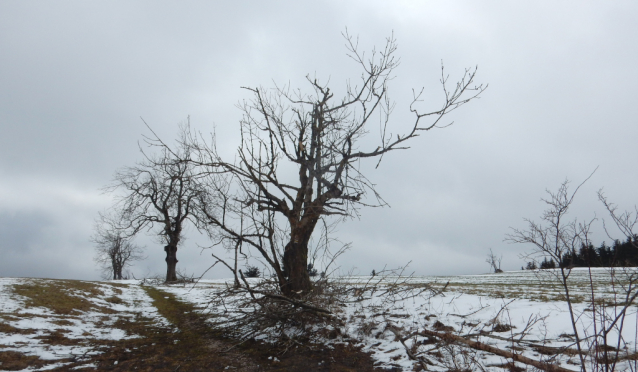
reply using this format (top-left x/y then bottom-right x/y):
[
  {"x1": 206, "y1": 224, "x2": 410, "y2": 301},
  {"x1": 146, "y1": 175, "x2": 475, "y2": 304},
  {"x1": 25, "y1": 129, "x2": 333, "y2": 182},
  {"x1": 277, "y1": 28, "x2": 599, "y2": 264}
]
[
  {"x1": 281, "y1": 215, "x2": 322, "y2": 296},
  {"x1": 282, "y1": 234, "x2": 312, "y2": 296},
  {"x1": 164, "y1": 244, "x2": 178, "y2": 282}
]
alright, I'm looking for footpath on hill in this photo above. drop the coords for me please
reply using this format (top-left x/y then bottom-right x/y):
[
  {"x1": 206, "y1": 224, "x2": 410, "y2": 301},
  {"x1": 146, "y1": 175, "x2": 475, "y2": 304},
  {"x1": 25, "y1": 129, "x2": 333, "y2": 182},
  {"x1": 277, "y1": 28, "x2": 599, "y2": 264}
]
[
  {"x1": 0, "y1": 278, "x2": 385, "y2": 372},
  {"x1": 82, "y1": 286, "x2": 384, "y2": 372}
]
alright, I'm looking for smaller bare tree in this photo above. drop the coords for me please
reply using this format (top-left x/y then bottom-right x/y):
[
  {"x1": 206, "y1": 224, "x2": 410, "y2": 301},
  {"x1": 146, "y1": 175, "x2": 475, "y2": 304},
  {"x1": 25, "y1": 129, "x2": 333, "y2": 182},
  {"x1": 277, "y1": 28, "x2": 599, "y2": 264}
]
[
  {"x1": 105, "y1": 124, "x2": 204, "y2": 282},
  {"x1": 506, "y1": 177, "x2": 595, "y2": 367},
  {"x1": 485, "y1": 248, "x2": 503, "y2": 273},
  {"x1": 92, "y1": 216, "x2": 145, "y2": 280},
  {"x1": 596, "y1": 190, "x2": 638, "y2": 370},
  {"x1": 506, "y1": 172, "x2": 638, "y2": 371}
]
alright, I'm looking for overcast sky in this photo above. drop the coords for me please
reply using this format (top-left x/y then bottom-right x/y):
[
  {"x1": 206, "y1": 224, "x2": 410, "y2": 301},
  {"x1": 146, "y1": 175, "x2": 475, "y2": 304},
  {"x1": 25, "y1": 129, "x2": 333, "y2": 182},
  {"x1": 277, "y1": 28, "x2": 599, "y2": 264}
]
[{"x1": 1, "y1": 1, "x2": 637, "y2": 280}]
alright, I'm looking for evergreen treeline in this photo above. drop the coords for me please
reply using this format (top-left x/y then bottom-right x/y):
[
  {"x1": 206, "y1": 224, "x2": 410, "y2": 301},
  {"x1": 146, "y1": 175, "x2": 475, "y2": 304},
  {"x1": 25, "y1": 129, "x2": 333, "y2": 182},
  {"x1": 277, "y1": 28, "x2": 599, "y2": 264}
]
[
  {"x1": 524, "y1": 236, "x2": 638, "y2": 269},
  {"x1": 562, "y1": 236, "x2": 638, "y2": 267}
]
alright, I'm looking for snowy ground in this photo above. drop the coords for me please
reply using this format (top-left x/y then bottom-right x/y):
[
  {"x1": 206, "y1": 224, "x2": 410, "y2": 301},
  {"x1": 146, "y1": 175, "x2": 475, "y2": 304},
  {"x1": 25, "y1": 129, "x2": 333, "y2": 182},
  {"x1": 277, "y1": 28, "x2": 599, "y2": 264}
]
[
  {"x1": 162, "y1": 269, "x2": 638, "y2": 371},
  {"x1": 0, "y1": 277, "x2": 168, "y2": 371},
  {"x1": 2, "y1": 269, "x2": 637, "y2": 371}
]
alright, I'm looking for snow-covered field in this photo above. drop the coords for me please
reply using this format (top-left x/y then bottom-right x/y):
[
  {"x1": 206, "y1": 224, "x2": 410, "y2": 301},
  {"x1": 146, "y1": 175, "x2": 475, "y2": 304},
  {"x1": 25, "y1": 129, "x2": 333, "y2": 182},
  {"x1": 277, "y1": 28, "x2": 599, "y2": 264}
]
[
  {"x1": 162, "y1": 269, "x2": 638, "y2": 371},
  {"x1": 2, "y1": 268, "x2": 637, "y2": 371}
]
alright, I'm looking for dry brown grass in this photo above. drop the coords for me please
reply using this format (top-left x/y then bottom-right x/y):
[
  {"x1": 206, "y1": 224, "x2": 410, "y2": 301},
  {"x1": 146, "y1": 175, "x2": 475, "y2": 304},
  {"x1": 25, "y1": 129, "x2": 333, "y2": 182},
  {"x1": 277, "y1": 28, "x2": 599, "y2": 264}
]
[
  {"x1": 0, "y1": 351, "x2": 47, "y2": 371},
  {"x1": 104, "y1": 295, "x2": 124, "y2": 304},
  {"x1": 0, "y1": 322, "x2": 34, "y2": 335},
  {"x1": 10, "y1": 279, "x2": 109, "y2": 315},
  {"x1": 51, "y1": 319, "x2": 75, "y2": 327},
  {"x1": 34, "y1": 329, "x2": 77, "y2": 346}
]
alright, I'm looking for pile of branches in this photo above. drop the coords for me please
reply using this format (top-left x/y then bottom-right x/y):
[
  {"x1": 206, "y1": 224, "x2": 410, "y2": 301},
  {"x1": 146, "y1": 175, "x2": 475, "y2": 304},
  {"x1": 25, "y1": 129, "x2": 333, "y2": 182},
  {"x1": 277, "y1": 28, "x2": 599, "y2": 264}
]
[
  {"x1": 205, "y1": 266, "x2": 591, "y2": 371},
  {"x1": 139, "y1": 270, "x2": 196, "y2": 287},
  {"x1": 206, "y1": 266, "x2": 443, "y2": 348},
  {"x1": 207, "y1": 273, "x2": 343, "y2": 346}
]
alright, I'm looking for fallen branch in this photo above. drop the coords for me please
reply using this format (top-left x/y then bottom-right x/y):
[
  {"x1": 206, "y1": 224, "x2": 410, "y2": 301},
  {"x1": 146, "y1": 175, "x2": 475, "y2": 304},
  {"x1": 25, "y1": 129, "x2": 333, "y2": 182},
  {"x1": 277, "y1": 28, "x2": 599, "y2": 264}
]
[
  {"x1": 449, "y1": 303, "x2": 490, "y2": 318},
  {"x1": 397, "y1": 334, "x2": 432, "y2": 370},
  {"x1": 420, "y1": 328, "x2": 576, "y2": 372}
]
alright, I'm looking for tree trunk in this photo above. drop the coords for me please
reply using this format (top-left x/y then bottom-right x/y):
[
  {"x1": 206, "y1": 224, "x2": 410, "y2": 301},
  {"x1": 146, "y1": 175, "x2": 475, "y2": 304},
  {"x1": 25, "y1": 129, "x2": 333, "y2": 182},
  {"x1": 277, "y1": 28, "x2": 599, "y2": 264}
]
[
  {"x1": 112, "y1": 261, "x2": 117, "y2": 280},
  {"x1": 164, "y1": 244, "x2": 178, "y2": 282},
  {"x1": 114, "y1": 264, "x2": 122, "y2": 280},
  {"x1": 282, "y1": 241, "x2": 311, "y2": 296},
  {"x1": 112, "y1": 257, "x2": 121, "y2": 280},
  {"x1": 281, "y1": 216, "x2": 322, "y2": 296}
]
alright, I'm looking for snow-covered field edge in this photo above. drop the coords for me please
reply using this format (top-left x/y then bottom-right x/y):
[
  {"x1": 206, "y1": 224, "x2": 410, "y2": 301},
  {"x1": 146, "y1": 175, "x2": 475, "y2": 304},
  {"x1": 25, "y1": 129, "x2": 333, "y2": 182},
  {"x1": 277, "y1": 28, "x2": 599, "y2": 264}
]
[
  {"x1": 161, "y1": 268, "x2": 638, "y2": 371},
  {"x1": 2, "y1": 268, "x2": 637, "y2": 371}
]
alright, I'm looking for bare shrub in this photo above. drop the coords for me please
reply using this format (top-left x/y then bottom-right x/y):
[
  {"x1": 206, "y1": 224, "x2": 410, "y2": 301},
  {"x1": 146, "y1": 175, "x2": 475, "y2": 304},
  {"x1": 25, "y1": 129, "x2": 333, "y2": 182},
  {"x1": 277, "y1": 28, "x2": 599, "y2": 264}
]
[{"x1": 508, "y1": 175, "x2": 638, "y2": 372}]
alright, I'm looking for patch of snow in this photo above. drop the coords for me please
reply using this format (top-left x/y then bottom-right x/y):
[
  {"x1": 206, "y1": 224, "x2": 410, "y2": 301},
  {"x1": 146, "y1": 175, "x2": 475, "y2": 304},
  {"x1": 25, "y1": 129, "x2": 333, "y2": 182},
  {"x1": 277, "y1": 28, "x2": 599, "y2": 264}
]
[
  {"x1": 157, "y1": 270, "x2": 638, "y2": 371},
  {"x1": 0, "y1": 277, "x2": 170, "y2": 367}
]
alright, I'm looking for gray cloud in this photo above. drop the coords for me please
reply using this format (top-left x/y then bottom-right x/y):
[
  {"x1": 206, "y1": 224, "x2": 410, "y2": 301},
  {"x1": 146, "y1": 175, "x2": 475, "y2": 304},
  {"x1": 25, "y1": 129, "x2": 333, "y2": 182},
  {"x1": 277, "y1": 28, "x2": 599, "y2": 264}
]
[
  {"x1": 0, "y1": 211, "x2": 52, "y2": 254},
  {"x1": 1, "y1": 0, "x2": 637, "y2": 279}
]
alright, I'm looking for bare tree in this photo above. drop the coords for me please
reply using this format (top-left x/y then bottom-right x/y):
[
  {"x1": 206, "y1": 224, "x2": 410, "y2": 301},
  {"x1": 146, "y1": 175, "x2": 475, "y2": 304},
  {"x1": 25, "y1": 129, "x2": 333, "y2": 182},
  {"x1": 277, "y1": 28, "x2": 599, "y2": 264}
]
[
  {"x1": 105, "y1": 133, "x2": 203, "y2": 282},
  {"x1": 92, "y1": 215, "x2": 145, "y2": 280},
  {"x1": 167, "y1": 32, "x2": 485, "y2": 296},
  {"x1": 596, "y1": 190, "x2": 638, "y2": 371},
  {"x1": 485, "y1": 248, "x2": 503, "y2": 273},
  {"x1": 506, "y1": 177, "x2": 595, "y2": 367},
  {"x1": 508, "y1": 179, "x2": 638, "y2": 371}
]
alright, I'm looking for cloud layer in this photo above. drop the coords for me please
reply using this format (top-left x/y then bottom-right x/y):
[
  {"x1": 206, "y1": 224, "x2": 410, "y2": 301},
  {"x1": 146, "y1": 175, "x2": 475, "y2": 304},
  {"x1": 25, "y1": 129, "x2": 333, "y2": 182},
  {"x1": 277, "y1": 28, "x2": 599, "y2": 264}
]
[{"x1": 1, "y1": 1, "x2": 637, "y2": 279}]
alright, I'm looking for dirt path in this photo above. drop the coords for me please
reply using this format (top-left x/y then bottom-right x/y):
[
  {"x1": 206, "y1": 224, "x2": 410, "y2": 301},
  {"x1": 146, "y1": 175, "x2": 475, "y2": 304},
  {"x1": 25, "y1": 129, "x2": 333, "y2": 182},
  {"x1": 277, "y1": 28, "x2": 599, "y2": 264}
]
[
  {"x1": 68, "y1": 286, "x2": 260, "y2": 371},
  {"x1": 54, "y1": 286, "x2": 386, "y2": 372}
]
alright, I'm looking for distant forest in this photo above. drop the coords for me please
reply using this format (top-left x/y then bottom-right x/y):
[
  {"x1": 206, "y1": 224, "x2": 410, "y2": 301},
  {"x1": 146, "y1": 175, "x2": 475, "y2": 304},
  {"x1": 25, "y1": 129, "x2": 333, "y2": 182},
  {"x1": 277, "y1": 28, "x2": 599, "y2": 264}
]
[{"x1": 524, "y1": 236, "x2": 638, "y2": 269}]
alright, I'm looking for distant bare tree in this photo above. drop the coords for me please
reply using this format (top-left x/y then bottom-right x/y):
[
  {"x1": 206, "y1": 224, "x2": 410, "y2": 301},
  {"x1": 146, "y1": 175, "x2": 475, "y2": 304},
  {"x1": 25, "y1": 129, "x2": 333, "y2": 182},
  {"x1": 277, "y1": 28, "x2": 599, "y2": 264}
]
[
  {"x1": 105, "y1": 132, "x2": 204, "y2": 282},
  {"x1": 485, "y1": 248, "x2": 503, "y2": 273},
  {"x1": 164, "y1": 32, "x2": 485, "y2": 297},
  {"x1": 92, "y1": 215, "x2": 145, "y2": 280}
]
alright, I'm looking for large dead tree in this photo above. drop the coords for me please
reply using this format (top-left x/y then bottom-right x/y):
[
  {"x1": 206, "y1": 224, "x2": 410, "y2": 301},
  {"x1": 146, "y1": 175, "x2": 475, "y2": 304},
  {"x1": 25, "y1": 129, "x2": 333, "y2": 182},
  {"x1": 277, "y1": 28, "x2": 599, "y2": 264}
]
[
  {"x1": 105, "y1": 141, "x2": 203, "y2": 282},
  {"x1": 177, "y1": 33, "x2": 485, "y2": 296}
]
